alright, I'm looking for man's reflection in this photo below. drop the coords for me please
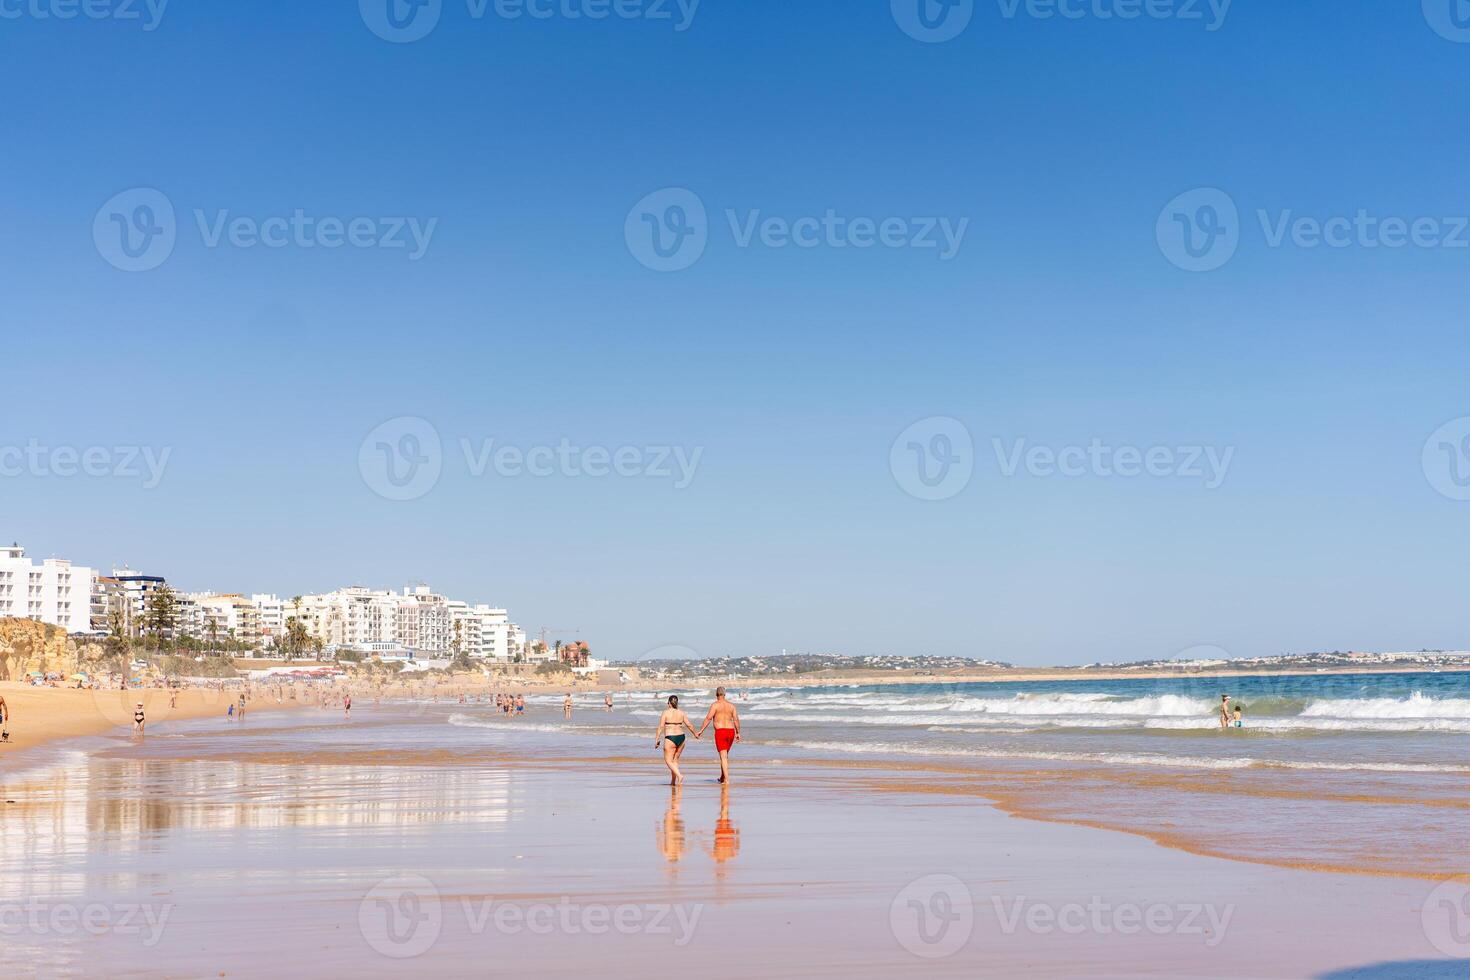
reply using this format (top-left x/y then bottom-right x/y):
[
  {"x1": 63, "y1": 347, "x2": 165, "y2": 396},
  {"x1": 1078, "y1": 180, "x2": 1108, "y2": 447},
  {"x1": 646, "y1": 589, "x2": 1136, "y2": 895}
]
[{"x1": 709, "y1": 782, "x2": 739, "y2": 867}]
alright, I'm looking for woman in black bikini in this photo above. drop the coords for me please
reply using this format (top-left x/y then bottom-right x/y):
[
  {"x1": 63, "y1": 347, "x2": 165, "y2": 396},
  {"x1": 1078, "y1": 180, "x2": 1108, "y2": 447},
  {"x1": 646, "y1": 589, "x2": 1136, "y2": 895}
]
[
  {"x1": 133, "y1": 702, "x2": 146, "y2": 737},
  {"x1": 655, "y1": 695, "x2": 699, "y2": 785}
]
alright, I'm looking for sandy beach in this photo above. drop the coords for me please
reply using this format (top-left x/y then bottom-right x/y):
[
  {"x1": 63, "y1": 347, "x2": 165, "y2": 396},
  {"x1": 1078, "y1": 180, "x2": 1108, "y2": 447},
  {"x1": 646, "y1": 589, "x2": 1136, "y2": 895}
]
[
  {"x1": 0, "y1": 682, "x2": 299, "y2": 761},
  {"x1": 1, "y1": 688, "x2": 1467, "y2": 978}
]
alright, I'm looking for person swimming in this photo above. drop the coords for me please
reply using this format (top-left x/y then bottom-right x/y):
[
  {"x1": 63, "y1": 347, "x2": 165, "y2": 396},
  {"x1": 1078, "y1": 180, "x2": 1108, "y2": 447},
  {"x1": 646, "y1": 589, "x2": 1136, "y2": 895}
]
[{"x1": 656, "y1": 695, "x2": 699, "y2": 785}]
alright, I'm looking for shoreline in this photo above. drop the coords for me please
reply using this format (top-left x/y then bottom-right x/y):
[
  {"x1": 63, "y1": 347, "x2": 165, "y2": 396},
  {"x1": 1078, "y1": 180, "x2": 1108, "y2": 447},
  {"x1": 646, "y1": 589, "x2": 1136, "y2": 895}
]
[
  {"x1": 511, "y1": 661, "x2": 1470, "y2": 693},
  {"x1": 0, "y1": 681, "x2": 301, "y2": 764}
]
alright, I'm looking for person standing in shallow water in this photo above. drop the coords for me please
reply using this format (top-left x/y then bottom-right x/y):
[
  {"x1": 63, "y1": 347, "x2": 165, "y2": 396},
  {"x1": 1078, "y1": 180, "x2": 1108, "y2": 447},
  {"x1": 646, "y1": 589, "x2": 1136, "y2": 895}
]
[
  {"x1": 697, "y1": 687, "x2": 741, "y2": 784},
  {"x1": 656, "y1": 695, "x2": 699, "y2": 785}
]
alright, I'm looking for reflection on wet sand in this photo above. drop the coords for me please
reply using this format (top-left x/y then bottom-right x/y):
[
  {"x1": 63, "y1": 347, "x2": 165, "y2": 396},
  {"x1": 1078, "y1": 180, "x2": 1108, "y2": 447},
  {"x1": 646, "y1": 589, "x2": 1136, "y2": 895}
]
[
  {"x1": 657, "y1": 785, "x2": 686, "y2": 866},
  {"x1": 709, "y1": 783, "x2": 739, "y2": 868},
  {"x1": 656, "y1": 784, "x2": 739, "y2": 879},
  {"x1": 0, "y1": 755, "x2": 518, "y2": 889}
]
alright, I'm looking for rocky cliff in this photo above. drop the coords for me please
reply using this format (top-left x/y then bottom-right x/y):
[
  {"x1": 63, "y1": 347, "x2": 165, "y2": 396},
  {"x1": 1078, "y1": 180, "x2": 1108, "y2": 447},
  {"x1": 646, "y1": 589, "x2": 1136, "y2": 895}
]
[{"x1": 0, "y1": 618, "x2": 105, "y2": 680}]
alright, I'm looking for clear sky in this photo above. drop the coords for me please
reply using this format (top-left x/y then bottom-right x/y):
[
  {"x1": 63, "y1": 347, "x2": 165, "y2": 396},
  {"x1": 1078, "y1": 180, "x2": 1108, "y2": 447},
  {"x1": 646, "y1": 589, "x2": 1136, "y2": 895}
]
[{"x1": 3, "y1": 1, "x2": 1469, "y2": 665}]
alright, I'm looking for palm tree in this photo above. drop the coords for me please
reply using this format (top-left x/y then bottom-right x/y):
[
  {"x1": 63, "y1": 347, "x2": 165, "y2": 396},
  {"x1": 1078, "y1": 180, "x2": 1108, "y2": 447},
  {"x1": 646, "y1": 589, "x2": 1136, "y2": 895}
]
[{"x1": 288, "y1": 596, "x2": 304, "y2": 661}]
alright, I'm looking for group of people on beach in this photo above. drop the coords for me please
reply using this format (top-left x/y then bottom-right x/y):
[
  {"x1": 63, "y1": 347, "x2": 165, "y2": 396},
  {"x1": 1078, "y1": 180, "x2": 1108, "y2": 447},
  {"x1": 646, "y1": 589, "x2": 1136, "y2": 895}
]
[{"x1": 655, "y1": 687, "x2": 742, "y2": 785}]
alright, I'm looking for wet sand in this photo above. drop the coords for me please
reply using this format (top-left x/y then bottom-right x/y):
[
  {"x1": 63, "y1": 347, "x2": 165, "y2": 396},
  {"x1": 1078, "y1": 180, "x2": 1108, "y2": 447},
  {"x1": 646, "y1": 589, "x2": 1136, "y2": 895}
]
[{"x1": 0, "y1": 706, "x2": 1466, "y2": 978}]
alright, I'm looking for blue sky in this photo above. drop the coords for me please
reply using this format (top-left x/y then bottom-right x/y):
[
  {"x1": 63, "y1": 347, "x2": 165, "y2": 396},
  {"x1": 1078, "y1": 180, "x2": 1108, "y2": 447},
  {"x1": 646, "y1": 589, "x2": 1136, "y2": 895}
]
[{"x1": 3, "y1": 0, "x2": 1470, "y2": 664}]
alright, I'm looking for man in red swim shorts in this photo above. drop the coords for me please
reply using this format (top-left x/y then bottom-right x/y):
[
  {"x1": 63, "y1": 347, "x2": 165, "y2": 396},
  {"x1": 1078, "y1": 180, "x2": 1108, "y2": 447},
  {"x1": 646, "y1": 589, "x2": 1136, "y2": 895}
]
[{"x1": 697, "y1": 687, "x2": 741, "y2": 784}]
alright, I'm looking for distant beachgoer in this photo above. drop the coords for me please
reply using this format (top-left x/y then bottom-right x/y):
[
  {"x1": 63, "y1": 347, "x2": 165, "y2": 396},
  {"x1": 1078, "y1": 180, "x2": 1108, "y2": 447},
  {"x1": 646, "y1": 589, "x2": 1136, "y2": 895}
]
[
  {"x1": 344, "y1": 694, "x2": 352, "y2": 718},
  {"x1": 515, "y1": 695, "x2": 525, "y2": 716},
  {"x1": 604, "y1": 693, "x2": 613, "y2": 711},
  {"x1": 169, "y1": 689, "x2": 177, "y2": 710},
  {"x1": 697, "y1": 687, "x2": 742, "y2": 784},
  {"x1": 133, "y1": 702, "x2": 146, "y2": 737},
  {"x1": 239, "y1": 694, "x2": 247, "y2": 720},
  {"x1": 0, "y1": 694, "x2": 10, "y2": 741},
  {"x1": 227, "y1": 703, "x2": 235, "y2": 721},
  {"x1": 1219, "y1": 695, "x2": 1231, "y2": 730},
  {"x1": 564, "y1": 693, "x2": 573, "y2": 718},
  {"x1": 656, "y1": 695, "x2": 699, "y2": 785},
  {"x1": 1233, "y1": 704, "x2": 1243, "y2": 728}
]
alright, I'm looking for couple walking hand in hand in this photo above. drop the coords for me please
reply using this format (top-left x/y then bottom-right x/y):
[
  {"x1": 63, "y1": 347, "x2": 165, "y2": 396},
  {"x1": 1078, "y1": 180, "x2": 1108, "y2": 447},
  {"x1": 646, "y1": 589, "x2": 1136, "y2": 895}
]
[{"x1": 656, "y1": 687, "x2": 741, "y2": 785}]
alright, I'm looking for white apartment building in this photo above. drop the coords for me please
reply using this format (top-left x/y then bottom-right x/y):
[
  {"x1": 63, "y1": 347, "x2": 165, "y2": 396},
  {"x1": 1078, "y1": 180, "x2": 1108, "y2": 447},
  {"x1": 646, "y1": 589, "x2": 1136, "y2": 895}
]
[
  {"x1": 251, "y1": 594, "x2": 286, "y2": 648},
  {"x1": 188, "y1": 594, "x2": 262, "y2": 646},
  {"x1": 317, "y1": 588, "x2": 401, "y2": 649},
  {"x1": 469, "y1": 604, "x2": 516, "y2": 661},
  {"x1": 0, "y1": 544, "x2": 96, "y2": 634},
  {"x1": 106, "y1": 566, "x2": 169, "y2": 636},
  {"x1": 396, "y1": 586, "x2": 451, "y2": 655},
  {"x1": 445, "y1": 600, "x2": 482, "y2": 658}
]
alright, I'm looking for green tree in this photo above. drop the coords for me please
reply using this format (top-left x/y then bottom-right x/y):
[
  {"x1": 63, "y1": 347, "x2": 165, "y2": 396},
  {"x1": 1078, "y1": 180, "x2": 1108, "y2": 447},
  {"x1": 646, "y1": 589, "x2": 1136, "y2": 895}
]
[{"x1": 141, "y1": 586, "x2": 179, "y2": 652}]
